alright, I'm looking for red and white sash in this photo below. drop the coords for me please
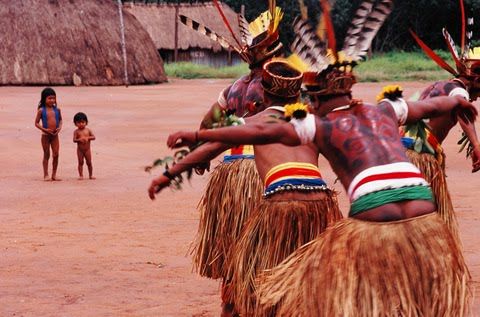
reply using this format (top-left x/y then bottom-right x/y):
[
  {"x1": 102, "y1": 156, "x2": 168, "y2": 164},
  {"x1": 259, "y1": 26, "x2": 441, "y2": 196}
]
[{"x1": 348, "y1": 162, "x2": 428, "y2": 202}]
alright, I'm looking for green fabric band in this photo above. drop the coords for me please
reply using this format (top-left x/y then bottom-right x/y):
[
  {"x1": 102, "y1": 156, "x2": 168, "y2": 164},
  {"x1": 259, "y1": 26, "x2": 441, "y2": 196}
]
[{"x1": 349, "y1": 186, "x2": 434, "y2": 216}]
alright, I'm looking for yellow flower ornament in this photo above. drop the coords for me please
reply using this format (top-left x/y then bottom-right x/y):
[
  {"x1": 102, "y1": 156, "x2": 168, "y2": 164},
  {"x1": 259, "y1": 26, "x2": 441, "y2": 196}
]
[
  {"x1": 376, "y1": 85, "x2": 403, "y2": 102},
  {"x1": 284, "y1": 103, "x2": 310, "y2": 121}
]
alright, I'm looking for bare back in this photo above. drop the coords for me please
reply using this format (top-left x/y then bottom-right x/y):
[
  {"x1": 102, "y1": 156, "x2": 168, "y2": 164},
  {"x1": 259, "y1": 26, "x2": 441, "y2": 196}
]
[
  {"x1": 315, "y1": 102, "x2": 435, "y2": 220},
  {"x1": 224, "y1": 69, "x2": 264, "y2": 117},
  {"x1": 317, "y1": 103, "x2": 408, "y2": 188}
]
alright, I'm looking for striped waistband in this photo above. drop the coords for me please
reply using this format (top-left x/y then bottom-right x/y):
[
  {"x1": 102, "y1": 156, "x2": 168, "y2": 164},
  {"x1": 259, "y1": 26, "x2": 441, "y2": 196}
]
[
  {"x1": 348, "y1": 162, "x2": 429, "y2": 202},
  {"x1": 264, "y1": 162, "x2": 327, "y2": 197},
  {"x1": 223, "y1": 145, "x2": 255, "y2": 162}
]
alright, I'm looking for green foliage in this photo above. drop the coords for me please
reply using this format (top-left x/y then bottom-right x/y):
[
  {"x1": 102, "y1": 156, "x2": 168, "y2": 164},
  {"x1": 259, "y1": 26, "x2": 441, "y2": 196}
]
[
  {"x1": 144, "y1": 150, "x2": 193, "y2": 190},
  {"x1": 164, "y1": 62, "x2": 249, "y2": 79}
]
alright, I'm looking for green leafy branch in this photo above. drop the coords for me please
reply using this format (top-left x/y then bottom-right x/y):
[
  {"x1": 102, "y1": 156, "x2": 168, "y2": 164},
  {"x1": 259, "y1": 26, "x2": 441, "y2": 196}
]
[
  {"x1": 458, "y1": 133, "x2": 474, "y2": 158},
  {"x1": 144, "y1": 149, "x2": 193, "y2": 190},
  {"x1": 145, "y1": 108, "x2": 246, "y2": 190}
]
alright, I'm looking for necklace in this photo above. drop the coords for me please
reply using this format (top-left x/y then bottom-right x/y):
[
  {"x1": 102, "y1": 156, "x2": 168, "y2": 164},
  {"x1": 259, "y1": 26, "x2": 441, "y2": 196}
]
[
  {"x1": 331, "y1": 104, "x2": 351, "y2": 112},
  {"x1": 331, "y1": 99, "x2": 363, "y2": 112}
]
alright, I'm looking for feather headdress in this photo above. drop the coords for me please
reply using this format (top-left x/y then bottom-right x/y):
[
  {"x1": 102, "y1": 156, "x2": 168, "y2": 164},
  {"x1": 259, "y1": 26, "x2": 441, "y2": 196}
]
[
  {"x1": 292, "y1": 0, "x2": 393, "y2": 96},
  {"x1": 180, "y1": 0, "x2": 284, "y2": 67},
  {"x1": 411, "y1": 0, "x2": 480, "y2": 81}
]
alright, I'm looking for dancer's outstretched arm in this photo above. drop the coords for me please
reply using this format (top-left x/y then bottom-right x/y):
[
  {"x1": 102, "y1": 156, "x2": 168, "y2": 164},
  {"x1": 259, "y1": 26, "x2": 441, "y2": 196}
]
[
  {"x1": 406, "y1": 96, "x2": 477, "y2": 124},
  {"x1": 148, "y1": 141, "x2": 229, "y2": 200},
  {"x1": 167, "y1": 121, "x2": 301, "y2": 150}
]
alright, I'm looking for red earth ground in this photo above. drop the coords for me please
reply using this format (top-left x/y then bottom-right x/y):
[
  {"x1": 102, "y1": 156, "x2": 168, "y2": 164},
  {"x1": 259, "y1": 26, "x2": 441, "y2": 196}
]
[{"x1": 0, "y1": 80, "x2": 479, "y2": 316}]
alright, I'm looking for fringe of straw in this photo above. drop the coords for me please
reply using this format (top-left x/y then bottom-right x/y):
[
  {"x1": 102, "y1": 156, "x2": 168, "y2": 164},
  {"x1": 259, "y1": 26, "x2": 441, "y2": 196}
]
[
  {"x1": 406, "y1": 150, "x2": 460, "y2": 242},
  {"x1": 191, "y1": 159, "x2": 263, "y2": 279},
  {"x1": 257, "y1": 213, "x2": 471, "y2": 317},
  {"x1": 224, "y1": 192, "x2": 342, "y2": 316}
]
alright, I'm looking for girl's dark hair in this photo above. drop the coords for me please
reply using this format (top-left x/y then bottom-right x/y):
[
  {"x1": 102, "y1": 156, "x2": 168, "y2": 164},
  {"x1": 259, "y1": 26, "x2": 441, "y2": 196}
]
[
  {"x1": 37, "y1": 87, "x2": 56, "y2": 109},
  {"x1": 73, "y1": 112, "x2": 88, "y2": 124}
]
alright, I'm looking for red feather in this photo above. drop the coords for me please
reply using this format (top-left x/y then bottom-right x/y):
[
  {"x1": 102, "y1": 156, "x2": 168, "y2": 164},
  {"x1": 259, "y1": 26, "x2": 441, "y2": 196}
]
[
  {"x1": 212, "y1": 0, "x2": 243, "y2": 49},
  {"x1": 410, "y1": 29, "x2": 458, "y2": 76},
  {"x1": 459, "y1": 0, "x2": 466, "y2": 54},
  {"x1": 319, "y1": 0, "x2": 338, "y2": 61}
]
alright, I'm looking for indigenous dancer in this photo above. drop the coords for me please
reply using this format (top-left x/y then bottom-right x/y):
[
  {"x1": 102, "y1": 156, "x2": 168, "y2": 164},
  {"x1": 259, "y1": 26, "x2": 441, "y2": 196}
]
[
  {"x1": 163, "y1": 4, "x2": 286, "y2": 314},
  {"x1": 167, "y1": 2, "x2": 475, "y2": 315},
  {"x1": 175, "y1": 0, "x2": 283, "y2": 302},
  {"x1": 406, "y1": 0, "x2": 480, "y2": 237},
  {"x1": 157, "y1": 60, "x2": 342, "y2": 316}
]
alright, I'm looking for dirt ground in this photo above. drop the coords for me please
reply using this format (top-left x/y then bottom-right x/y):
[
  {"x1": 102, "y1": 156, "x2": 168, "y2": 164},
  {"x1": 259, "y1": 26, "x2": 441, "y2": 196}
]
[{"x1": 1, "y1": 80, "x2": 479, "y2": 316}]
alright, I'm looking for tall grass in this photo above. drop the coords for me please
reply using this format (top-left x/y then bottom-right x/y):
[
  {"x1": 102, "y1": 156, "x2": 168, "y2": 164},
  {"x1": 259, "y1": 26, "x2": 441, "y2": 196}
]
[
  {"x1": 356, "y1": 51, "x2": 453, "y2": 82},
  {"x1": 165, "y1": 51, "x2": 454, "y2": 82},
  {"x1": 164, "y1": 62, "x2": 249, "y2": 79}
]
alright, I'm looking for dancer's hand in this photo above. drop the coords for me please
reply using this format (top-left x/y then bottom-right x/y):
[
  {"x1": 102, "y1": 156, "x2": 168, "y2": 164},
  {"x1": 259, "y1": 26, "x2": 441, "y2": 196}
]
[
  {"x1": 148, "y1": 175, "x2": 170, "y2": 200},
  {"x1": 472, "y1": 145, "x2": 480, "y2": 173},
  {"x1": 194, "y1": 161, "x2": 210, "y2": 175},
  {"x1": 167, "y1": 131, "x2": 197, "y2": 149},
  {"x1": 455, "y1": 97, "x2": 478, "y2": 124}
]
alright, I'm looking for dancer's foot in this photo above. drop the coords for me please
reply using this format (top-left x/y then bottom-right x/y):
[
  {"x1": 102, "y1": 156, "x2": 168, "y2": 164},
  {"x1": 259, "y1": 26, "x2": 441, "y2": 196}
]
[
  {"x1": 44, "y1": 175, "x2": 50, "y2": 181},
  {"x1": 51, "y1": 176, "x2": 61, "y2": 181},
  {"x1": 89, "y1": 176, "x2": 96, "y2": 180},
  {"x1": 78, "y1": 176, "x2": 84, "y2": 180}
]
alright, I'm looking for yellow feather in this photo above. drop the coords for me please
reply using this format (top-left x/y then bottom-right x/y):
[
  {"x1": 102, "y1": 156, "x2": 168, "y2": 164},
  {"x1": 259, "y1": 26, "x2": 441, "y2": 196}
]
[
  {"x1": 297, "y1": 0, "x2": 308, "y2": 20},
  {"x1": 270, "y1": 7, "x2": 284, "y2": 34},
  {"x1": 316, "y1": 14, "x2": 326, "y2": 41},
  {"x1": 469, "y1": 47, "x2": 480, "y2": 59},
  {"x1": 287, "y1": 54, "x2": 310, "y2": 72},
  {"x1": 269, "y1": 0, "x2": 276, "y2": 17},
  {"x1": 249, "y1": 11, "x2": 270, "y2": 37},
  {"x1": 249, "y1": 7, "x2": 283, "y2": 37}
]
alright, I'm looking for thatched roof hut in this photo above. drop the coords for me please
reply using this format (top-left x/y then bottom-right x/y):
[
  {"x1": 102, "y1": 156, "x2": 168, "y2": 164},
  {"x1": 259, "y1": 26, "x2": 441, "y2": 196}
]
[
  {"x1": 125, "y1": 2, "x2": 243, "y2": 66},
  {"x1": 0, "y1": 0, "x2": 167, "y2": 86}
]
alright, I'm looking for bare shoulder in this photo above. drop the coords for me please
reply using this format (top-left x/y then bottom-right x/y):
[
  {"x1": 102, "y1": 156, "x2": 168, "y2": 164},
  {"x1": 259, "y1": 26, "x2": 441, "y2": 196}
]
[{"x1": 261, "y1": 108, "x2": 285, "y2": 123}]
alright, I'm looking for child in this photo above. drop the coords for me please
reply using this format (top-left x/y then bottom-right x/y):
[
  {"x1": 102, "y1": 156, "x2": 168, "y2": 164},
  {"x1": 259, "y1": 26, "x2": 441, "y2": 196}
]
[
  {"x1": 34, "y1": 87, "x2": 62, "y2": 181},
  {"x1": 73, "y1": 112, "x2": 96, "y2": 180}
]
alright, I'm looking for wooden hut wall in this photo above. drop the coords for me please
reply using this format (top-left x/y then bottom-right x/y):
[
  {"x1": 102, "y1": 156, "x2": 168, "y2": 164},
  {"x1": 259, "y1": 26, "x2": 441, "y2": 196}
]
[
  {"x1": 125, "y1": 2, "x2": 245, "y2": 67},
  {"x1": 160, "y1": 49, "x2": 243, "y2": 67}
]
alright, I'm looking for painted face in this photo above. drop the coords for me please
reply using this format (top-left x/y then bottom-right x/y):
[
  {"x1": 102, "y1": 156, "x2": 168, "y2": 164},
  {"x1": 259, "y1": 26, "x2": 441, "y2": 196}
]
[
  {"x1": 75, "y1": 120, "x2": 87, "y2": 129},
  {"x1": 45, "y1": 95, "x2": 56, "y2": 107}
]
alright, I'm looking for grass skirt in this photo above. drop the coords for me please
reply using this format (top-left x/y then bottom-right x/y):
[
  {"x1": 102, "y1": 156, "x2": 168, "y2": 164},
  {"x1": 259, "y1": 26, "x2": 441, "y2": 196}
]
[
  {"x1": 406, "y1": 149, "x2": 459, "y2": 241},
  {"x1": 225, "y1": 192, "x2": 342, "y2": 316},
  {"x1": 257, "y1": 213, "x2": 471, "y2": 317},
  {"x1": 191, "y1": 159, "x2": 263, "y2": 279}
]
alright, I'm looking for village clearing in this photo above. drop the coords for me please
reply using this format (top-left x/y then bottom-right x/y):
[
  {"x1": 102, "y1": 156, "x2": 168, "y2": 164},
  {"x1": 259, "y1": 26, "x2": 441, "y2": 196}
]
[{"x1": 1, "y1": 80, "x2": 479, "y2": 316}]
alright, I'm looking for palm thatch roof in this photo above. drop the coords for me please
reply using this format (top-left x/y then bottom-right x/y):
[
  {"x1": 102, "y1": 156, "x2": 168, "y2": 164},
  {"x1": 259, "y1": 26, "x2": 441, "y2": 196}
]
[
  {"x1": 124, "y1": 2, "x2": 241, "y2": 53},
  {"x1": 0, "y1": 0, "x2": 167, "y2": 86}
]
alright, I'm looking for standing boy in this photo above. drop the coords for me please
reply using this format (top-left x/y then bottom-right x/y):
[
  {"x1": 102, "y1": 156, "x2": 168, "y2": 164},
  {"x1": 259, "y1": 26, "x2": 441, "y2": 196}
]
[{"x1": 73, "y1": 112, "x2": 96, "y2": 180}]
